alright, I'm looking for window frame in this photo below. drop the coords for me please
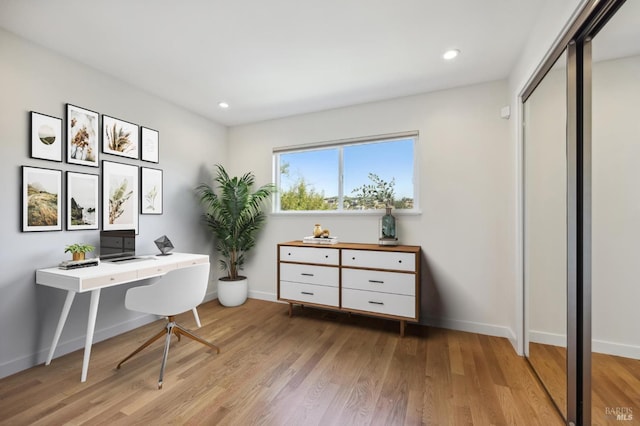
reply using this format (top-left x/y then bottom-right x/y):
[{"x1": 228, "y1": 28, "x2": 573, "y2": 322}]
[{"x1": 272, "y1": 131, "x2": 419, "y2": 214}]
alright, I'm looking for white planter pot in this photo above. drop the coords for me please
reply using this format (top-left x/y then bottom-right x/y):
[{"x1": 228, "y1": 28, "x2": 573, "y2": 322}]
[{"x1": 217, "y1": 277, "x2": 248, "y2": 307}]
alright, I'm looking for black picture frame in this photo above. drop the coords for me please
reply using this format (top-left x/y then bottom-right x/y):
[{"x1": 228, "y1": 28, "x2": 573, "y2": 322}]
[
  {"x1": 66, "y1": 171, "x2": 99, "y2": 230},
  {"x1": 140, "y1": 127, "x2": 159, "y2": 163},
  {"x1": 102, "y1": 115, "x2": 139, "y2": 159},
  {"x1": 22, "y1": 166, "x2": 62, "y2": 232},
  {"x1": 66, "y1": 104, "x2": 99, "y2": 167},
  {"x1": 141, "y1": 167, "x2": 163, "y2": 214},
  {"x1": 30, "y1": 111, "x2": 62, "y2": 162}
]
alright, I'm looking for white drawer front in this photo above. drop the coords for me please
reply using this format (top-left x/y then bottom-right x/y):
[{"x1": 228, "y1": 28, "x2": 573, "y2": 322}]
[
  {"x1": 81, "y1": 271, "x2": 138, "y2": 290},
  {"x1": 280, "y1": 281, "x2": 339, "y2": 307},
  {"x1": 341, "y1": 250, "x2": 415, "y2": 272},
  {"x1": 342, "y1": 288, "x2": 415, "y2": 318},
  {"x1": 137, "y1": 263, "x2": 177, "y2": 279},
  {"x1": 280, "y1": 263, "x2": 338, "y2": 287},
  {"x1": 342, "y1": 268, "x2": 415, "y2": 296},
  {"x1": 280, "y1": 246, "x2": 339, "y2": 265}
]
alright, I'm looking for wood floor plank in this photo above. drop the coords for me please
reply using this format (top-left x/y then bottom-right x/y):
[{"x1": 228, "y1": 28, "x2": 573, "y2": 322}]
[{"x1": 0, "y1": 299, "x2": 565, "y2": 425}]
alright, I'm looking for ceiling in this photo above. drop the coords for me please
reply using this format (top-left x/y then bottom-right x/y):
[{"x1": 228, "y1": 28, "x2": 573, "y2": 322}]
[{"x1": 0, "y1": 0, "x2": 549, "y2": 126}]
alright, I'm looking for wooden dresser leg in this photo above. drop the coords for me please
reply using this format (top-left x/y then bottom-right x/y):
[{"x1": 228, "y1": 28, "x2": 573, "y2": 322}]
[{"x1": 400, "y1": 320, "x2": 406, "y2": 337}]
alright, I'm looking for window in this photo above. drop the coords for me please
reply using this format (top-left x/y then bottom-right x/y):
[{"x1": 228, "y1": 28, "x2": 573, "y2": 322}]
[{"x1": 273, "y1": 132, "x2": 417, "y2": 212}]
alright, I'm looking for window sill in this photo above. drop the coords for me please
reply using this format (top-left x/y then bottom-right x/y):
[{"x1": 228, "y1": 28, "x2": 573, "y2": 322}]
[{"x1": 270, "y1": 209, "x2": 422, "y2": 217}]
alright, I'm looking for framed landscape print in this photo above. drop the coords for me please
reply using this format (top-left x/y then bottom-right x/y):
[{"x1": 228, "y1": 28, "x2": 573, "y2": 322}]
[
  {"x1": 103, "y1": 115, "x2": 139, "y2": 159},
  {"x1": 66, "y1": 171, "x2": 99, "y2": 230},
  {"x1": 22, "y1": 166, "x2": 62, "y2": 232},
  {"x1": 66, "y1": 104, "x2": 99, "y2": 167},
  {"x1": 140, "y1": 127, "x2": 159, "y2": 163},
  {"x1": 102, "y1": 161, "x2": 138, "y2": 232},
  {"x1": 30, "y1": 112, "x2": 62, "y2": 162},
  {"x1": 141, "y1": 167, "x2": 163, "y2": 214}
]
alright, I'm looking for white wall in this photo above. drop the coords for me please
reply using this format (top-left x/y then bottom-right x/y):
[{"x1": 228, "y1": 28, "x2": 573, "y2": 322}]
[
  {"x1": 523, "y1": 65, "x2": 568, "y2": 349},
  {"x1": 591, "y1": 54, "x2": 640, "y2": 358},
  {"x1": 0, "y1": 28, "x2": 227, "y2": 378},
  {"x1": 228, "y1": 80, "x2": 516, "y2": 340}
]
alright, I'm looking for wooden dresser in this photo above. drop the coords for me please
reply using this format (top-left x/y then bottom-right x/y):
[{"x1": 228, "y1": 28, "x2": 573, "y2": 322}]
[{"x1": 277, "y1": 241, "x2": 421, "y2": 336}]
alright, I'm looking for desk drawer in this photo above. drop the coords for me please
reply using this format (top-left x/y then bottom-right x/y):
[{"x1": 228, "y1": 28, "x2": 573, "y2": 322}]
[
  {"x1": 178, "y1": 257, "x2": 209, "y2": 268},
  {"x1": 341, "y1": 249, "x2": 415, "y2": 272},
  {"x1": 279, "y1": 246, "x2": 338, "y2": 265},
  {"x1": 137, "y1": 263, "x2": 177, "y2": 279},
  {"x1": 342, "y1": 288, "x2": 415, "y2": 318},
  {"x1": 81, "y1": 271, "x2": 138, "y2": 290},
  {"x1": 280, "y1": 281, "x2": 339, "y2": 307},
  {"x1": 342, "y1": 268, "x2": 415, "y2": 296},
  {"x1": 280, "y1": 263, "x2": 338, "y2": 287}
]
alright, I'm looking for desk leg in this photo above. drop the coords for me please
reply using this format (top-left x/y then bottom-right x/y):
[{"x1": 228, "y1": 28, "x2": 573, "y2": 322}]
[
  {"x1": 81, "y1": 289, "x2": 101, "y2": 382},
  {"x1": 46, "y1": 290, "x2": 76, "y2": 365}
]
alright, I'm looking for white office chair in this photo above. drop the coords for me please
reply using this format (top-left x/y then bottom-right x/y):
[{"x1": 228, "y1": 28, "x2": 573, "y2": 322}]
[{"x1": 116, "y1": 263, "x2": 219, "y2": 388}]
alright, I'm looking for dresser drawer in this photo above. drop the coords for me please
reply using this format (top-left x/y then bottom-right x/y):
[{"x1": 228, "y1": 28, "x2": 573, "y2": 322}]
[
  {"x1": 137, "y1": 263, "x2": 177, "y2": 279},
  {"x1": 279, "y1": 246, "x2": 338, "y2": 265},
  {"x1": 342, "y1": 268, "x2": 415, "y2": 296},
  {"x1": 280, "y1": 281, "x2": 339, "y2": 307},
  {"x1": 81, "y1": 271, "x2": 138, "y2": 290},
  {"x1": 280, "y1": 263, "x2": 338, "y2": 287},
  {"x1": 341, "y1": 249, "x2": 415, "y2": 272},
  {"x1": 342, "y1": 288, "x2": 415, "y2": 318}
]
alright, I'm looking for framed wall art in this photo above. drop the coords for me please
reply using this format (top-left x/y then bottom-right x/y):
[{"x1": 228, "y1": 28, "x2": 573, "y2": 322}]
[
  {"x1": 103, "y1": 115, "x2": 139, "y2": 159},
  {"x1": 22, "y1": 166, "x2": 62, "y2": 232},
  {"x1": 66, "y1": 171, "x2": 99, "y2": 230},
  {"x1": 30, "y1": 112, "x2": 62, "y2": 162},
  {"x1": 66, "y1": 104, "x2": 99, "y2": 167},
  {"x1": 141, "y1": 167, "x2": 163, "y2": 214},
  {"x1": 140, "y1": 127, "x2": 159, "y2": 163},
  {"x1": 102, "y1": 161, "x2": 139, "y2": 232}
]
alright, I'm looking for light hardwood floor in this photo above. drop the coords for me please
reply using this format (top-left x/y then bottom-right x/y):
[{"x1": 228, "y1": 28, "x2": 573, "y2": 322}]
[
  {"x1": 530, "y1": 342, "x2": 640, "y2": 425},
  {"x1": 0, "y1": 299, "x2": 563, "y2": 425}
]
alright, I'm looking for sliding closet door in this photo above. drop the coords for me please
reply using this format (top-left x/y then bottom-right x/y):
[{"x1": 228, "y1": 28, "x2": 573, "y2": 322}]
[
  {"x1": 590, "y1": 0, "x2": 640, "y2": 422},
  {"x1": 523, "y1": 50, "x2": 568, "y2": 420}
]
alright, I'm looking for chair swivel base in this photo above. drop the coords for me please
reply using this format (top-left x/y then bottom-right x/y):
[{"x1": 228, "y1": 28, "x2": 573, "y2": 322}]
[{"x1": 117, "y1": 315, "x2": 220, "y2": 389}]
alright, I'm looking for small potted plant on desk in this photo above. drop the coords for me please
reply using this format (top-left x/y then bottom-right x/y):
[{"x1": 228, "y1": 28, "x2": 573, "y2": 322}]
[
  {"x1": 197, "y1": 164, "x2": 274, "y2": 307},
  {"x1": 64, "y1": 243, "x2": 95, "y2": 261}
]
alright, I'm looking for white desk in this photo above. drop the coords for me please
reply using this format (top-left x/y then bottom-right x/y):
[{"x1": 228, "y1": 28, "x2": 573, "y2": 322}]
[{"x1": 36, "y1": 252, "x2": 209, "y2": 382}]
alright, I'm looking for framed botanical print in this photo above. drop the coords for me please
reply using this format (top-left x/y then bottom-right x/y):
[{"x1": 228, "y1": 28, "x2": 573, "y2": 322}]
[
  {"x1": 103, "y1": 115, "x2": 139, "y2": 159},
  {"x1": 22, "y1": 166, "x2": 62, "y2": 232},
  {"x1": 140, "y1": 127, "x2": 159, "y2": 163},
  {"x1": 66, "y1": 171, "x2": 99, "y2": 230},
  {"x1": 30, "y1": 112, "x2": 62, "y2": 162},
  {"x1": 66, "y1": 104, "x2": 99, "y2": 167},
  {"x1": 102, "y1": 161, "x2": 139, "y2": 232},
  {"x1": 141, "y1": 167, "x2": 163, "y2": 214}
]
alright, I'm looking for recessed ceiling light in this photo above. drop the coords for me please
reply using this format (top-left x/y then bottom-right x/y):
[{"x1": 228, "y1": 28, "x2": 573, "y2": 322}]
[
  {"x1": 443, "y1": 49, "x2": 460, "y2": 60},
  {"x1": 218, "y1": 102, "x2": 229, "y2": 109}
]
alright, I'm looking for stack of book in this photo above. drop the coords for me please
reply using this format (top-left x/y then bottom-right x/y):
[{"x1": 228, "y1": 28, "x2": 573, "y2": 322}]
[{"x1": 302, "y1": 236, "x2": 339, "y2": 245}]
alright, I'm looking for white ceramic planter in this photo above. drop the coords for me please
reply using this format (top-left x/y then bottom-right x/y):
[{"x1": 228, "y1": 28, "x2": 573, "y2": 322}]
[{"x1": 217, "y1": 277, "x2": 248, "y2": 307}]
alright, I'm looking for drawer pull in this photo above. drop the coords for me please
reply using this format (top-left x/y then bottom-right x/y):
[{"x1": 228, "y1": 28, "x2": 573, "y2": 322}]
[
  {"x1": 301, "y1": 291, "x2": 314, "y2": 296},
  {"x1": 301, "y1": 273, "x2": 314, "y2": 277},
  {"x1": 352, "y1": 257, "x2": 356, "y2": 260},
  {"x1": 398, "y1": 260, "x2": 402, "y2": 263},
  {"x1": 368, "y1": 301, "x2": 384, "y2": 305},
  {"x1": 368, "y1": 280, "x2": 384, "y2": 284}
]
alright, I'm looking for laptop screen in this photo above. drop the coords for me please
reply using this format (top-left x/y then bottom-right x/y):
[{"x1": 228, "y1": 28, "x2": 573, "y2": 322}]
[{"x1": 100, "y1": 230, "x2": 135, "y2": 261}]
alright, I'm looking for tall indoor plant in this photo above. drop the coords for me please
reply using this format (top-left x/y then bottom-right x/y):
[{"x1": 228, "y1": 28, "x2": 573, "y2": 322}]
[{"x1": 197, "y1": 164, "x2": 274, "y2": 306}]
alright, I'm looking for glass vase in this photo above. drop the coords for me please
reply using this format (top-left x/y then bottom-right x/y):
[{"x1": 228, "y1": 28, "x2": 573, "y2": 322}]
[{"x1": 379, "y1": 207, "x2": 398, "y2": 245}]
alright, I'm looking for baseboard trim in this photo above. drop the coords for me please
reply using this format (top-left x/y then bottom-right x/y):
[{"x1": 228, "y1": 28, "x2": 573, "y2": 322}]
[
  {"x1": 424, "y1": 316, "x2": 515, "y2": 340},
  {"x1": 530, "y1": 331, "x2": 639, "y2": 359}
]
